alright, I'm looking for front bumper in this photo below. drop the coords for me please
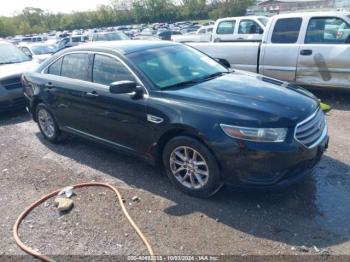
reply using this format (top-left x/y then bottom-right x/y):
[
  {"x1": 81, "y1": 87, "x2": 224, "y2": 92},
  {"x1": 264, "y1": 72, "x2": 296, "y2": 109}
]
[
  {"x1": 0, "y1": 86, "x2": 26, "y2": 112},
  {"x1": 215, "y1": 132, "x2": 329, "y2": 190}
]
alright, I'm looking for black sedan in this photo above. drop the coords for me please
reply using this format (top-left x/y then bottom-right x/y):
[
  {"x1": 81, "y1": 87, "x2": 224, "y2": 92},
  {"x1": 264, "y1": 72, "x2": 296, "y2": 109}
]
[{"x1": 22, "y1": 41, "x2": 329, "y2": 197}]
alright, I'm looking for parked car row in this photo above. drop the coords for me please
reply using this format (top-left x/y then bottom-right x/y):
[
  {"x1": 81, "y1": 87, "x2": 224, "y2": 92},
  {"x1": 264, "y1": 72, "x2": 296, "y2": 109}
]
[{"x1": 171, "y1": 25, "x2": 214, "y2": 43}]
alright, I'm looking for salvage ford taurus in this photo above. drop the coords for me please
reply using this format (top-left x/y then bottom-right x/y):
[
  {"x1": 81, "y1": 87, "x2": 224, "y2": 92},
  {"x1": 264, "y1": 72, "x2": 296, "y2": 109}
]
[{"x1": 22, "y1": 41, "x2": 329, "y2": 197}]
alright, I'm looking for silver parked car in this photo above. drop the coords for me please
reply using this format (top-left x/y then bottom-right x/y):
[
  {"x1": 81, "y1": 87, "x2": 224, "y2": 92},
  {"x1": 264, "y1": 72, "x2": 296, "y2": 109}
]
[
  {"x1": 0, "y1": 41, "x2": 39, "y2": 112},
  {"x1": 19, "y1": 43, "x2": 58, "y2": 63}
]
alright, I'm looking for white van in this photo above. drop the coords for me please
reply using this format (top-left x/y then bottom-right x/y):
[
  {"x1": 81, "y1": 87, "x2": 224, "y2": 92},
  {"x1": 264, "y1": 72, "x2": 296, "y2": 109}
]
[{"x1": 212, "y1": 16, "x2": 268, "y2": 42}]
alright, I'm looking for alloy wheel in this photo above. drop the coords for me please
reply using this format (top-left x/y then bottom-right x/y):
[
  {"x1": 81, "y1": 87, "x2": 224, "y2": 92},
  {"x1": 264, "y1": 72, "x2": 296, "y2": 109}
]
[
  {"x1": 169, "y1": 146, "x2": 209, "y2": 189},
  {"x1": 38, "y1": 108, "x2": 55, "y2": 139}
]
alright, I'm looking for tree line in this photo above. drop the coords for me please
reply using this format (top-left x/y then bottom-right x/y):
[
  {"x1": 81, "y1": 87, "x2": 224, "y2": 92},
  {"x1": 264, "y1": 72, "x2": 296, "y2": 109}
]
[{"x1": 0, "y1": 0, "x2": 254, "y2": 37}]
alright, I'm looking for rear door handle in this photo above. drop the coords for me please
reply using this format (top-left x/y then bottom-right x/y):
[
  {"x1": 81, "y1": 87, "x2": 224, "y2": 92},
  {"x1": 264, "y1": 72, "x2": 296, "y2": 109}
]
[
  {"x1": 85, "y1": 91, "x2": 99, "y2": 98},
  {"x1": 300, "y1": 49, "x2": 313, "y2": 56}
]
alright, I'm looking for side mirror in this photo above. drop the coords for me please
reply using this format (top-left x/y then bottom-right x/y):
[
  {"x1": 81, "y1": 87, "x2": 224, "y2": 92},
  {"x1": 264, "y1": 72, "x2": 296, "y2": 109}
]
[
  {"x1": 109, "y1": 80, "x2": 138, "y2": 94},
  {"x1": 216, "y1": 58, "x2": 231, "y2": 69}
]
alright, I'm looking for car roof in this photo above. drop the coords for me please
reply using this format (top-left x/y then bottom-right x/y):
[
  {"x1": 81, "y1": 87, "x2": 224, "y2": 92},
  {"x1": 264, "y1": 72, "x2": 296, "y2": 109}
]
[
  {"x1": 71, "y1": 40, "x2": 179, "y2": 55},
  {"x1": 94, "y1": 31, "x2": 122, "y2": 35},
  {"x1": 273, "y1": 11, "x2": 350, "y2": 19},
  {"x1": 19, "y1": 42, "x2": 50, "y2": 47},
  {"x1": 217, "y1": 16, "x2": 267, "y2": 22}
]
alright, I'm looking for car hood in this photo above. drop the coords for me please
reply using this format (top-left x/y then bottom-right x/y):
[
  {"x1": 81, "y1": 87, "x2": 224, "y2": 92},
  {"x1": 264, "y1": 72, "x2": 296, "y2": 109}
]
[
  {"x1": 162, "y1": 71, "x2": 319, "y2": 127},
  {"x1": 33, "y1": 54, "x2": 51, "y2": 62},
  {"x1": 0, "y1": 60, "x2": 39, "y2": 79}
]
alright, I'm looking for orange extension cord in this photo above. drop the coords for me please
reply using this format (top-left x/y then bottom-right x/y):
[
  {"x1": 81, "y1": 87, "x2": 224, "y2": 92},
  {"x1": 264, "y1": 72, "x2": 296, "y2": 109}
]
[{"x1": 13, "y1": 182, "x2": 155, "y2": 262}]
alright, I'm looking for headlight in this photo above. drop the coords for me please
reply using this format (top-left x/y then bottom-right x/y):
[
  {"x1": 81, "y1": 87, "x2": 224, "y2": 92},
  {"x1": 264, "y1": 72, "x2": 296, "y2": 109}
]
[{"x1": 220, "y1": 124, "x2": 287, "y2": 142}]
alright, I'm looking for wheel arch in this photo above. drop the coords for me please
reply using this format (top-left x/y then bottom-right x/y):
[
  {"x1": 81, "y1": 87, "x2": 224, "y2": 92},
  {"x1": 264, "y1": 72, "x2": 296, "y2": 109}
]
[
  {"x1": 31, "y1": 97, "x2": 44, "y2": 122},
  {"x1": 153, "y1": 125, "x2": 222, "y2": 170}
]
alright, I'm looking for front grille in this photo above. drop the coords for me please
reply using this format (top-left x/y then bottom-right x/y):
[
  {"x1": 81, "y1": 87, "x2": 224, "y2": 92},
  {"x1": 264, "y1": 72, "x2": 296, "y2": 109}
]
[
  {"x1": 295, "y1": 108, "x2": 326, "y2": 148},
  {"x1": 0, "y1": 77, "x2": 22, "y2": 90}
]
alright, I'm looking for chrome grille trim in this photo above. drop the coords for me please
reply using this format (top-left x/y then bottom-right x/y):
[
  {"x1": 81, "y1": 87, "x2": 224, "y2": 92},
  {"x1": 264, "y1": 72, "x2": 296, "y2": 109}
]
[{"x1": 294, "y1": 108, "x2": 327, "y2": 149}]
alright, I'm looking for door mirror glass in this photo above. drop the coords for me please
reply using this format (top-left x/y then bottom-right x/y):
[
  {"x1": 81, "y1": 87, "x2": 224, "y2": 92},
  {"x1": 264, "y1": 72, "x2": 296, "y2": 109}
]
[
  {"x1": 215, "y1": 58, "x2": 231, "y2": 69},
  {"x1": 110, "y1": 80, "x2": 137, "y2": 94}
]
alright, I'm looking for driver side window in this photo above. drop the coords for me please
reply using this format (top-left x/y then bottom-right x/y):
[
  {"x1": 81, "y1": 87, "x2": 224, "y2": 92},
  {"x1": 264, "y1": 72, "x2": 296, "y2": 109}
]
[
  {"x1": 92, "y1": 54, "x2": 135, "y2": 86},
  {"x1": 238, "y1": 20, "x2": 263, "y2": 34}
]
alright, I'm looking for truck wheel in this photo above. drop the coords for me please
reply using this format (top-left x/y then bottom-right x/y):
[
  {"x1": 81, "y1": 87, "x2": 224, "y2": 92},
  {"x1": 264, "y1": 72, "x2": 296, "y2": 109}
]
[{"x1": 163, "y1": 136, "x2": 222, "y2": 198}]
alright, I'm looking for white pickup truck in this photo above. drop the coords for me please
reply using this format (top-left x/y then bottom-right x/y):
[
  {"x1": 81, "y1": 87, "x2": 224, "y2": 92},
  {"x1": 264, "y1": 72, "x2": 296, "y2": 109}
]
[{"x1": 189, "y1": 12, "x2": 350, "y2": 89}]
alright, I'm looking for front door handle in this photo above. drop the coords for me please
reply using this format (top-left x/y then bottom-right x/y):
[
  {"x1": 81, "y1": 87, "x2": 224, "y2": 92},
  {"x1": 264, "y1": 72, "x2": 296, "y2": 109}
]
[
  {"x1": 300, "y1": 49, "x2": 313, "y2": 56},
  {"x1": 85, "y1": 91, "x2": 99, "y2": 98}
]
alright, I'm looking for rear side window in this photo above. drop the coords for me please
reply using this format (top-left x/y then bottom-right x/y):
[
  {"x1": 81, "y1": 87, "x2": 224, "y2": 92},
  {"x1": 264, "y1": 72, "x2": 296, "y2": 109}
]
[
  {"x1": 271, "y1": 18, "x2": 302, "y2": 43},
  {"x1": 238, "y1": 20, "x2": 263, "y2": 34},
  {"x1": 48, "y1": 58, "x2": 63, "y2": 76},
  {"x1": 92, "y1": 55, "x2": 135, "y2": 86},
  {"x1": 72, "y1": 37, "x2": 82, "y2": 43},
  {"x1": 217, "y1": 21, "x2": 235, "y2": 34},
  {"x1": 61, "y1": 54, "x2": 89, "y2": 81},
  {"x1": 305, "y1": 17, "x2": 350, "y2": 44}
]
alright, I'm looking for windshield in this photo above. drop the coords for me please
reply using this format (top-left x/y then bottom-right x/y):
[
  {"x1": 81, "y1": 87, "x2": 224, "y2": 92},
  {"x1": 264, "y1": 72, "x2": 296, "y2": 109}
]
[
  {"x1": 0, "y1": 43, "x2": 31, "y2": 64},
  {"x1": 94, "y1": 32, "x2": 129, "y2": 41},
  {"x1": 31, "y1": 44, "x2": 58, "y2": 55},
  {"x1": 128, "y1": 45, "x2": 228, "y2": 89},
  {"x1": 258, "y1": 17, "x2": 269, "y2": 26}
]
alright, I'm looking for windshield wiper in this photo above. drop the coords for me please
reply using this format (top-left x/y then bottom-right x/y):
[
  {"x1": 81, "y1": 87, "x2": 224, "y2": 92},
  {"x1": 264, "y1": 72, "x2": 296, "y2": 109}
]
[
  {"x1": 162, "y1": 79, "x2": 204, "y2": 89},
  {"x1": 162, "y1": 71, "x2": 229, "y2": 90},
  {"x1": 201, "y1": 72, "x2": 226, "y2": 81}
]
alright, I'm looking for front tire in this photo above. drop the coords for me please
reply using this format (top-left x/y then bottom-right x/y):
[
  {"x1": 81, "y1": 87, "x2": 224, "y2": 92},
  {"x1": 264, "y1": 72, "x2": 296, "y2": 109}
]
[
  {"x1": 163, "y1": 136, "x2": 222, "y2": 197},
  {"x1": 36, "y1": 103, "x2": 65, "y2": 143}
]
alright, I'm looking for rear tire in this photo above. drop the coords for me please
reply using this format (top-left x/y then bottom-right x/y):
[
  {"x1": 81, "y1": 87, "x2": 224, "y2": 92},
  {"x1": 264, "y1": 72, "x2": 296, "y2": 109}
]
[
  {"x1": 36, "y1": 103, "x2": 66, "y2": 143},
  {"x1": 162, "y1": 136, "x2": 222, "y2": 198}
]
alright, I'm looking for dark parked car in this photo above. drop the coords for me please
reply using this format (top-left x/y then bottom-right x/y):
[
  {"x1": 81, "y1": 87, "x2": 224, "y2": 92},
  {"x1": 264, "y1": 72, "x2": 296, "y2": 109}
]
[
  {"x1": 0, "y1": 41, "x2": 38, "y2": 112},
  {"x1": 22, "y1": 41, "x2": 329, "y2": 197}
]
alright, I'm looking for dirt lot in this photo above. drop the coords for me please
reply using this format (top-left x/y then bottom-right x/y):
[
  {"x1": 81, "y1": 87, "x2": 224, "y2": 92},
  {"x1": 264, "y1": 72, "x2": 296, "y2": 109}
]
[{"x1": 0, "y1": 88, "x2": 350, "y2": 260}]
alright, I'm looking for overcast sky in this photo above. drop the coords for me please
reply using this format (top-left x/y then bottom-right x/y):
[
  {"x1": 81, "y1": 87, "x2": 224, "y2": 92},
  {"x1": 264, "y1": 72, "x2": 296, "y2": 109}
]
[{"x1": 0, "y1": 0, "x2": 112, "y2": 16}]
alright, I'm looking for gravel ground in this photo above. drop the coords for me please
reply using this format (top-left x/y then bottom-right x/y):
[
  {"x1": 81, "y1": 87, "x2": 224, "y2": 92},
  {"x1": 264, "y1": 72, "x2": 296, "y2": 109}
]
[{"x1": 0, "y1": 88, "x2": 350, "y2": 260}]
